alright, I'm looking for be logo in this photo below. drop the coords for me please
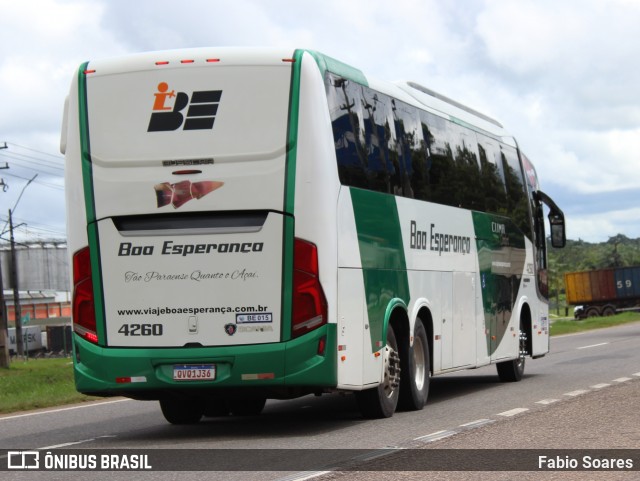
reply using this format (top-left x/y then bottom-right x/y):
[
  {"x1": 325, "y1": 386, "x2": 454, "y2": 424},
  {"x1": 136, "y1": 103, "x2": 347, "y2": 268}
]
[{"x1": 147, "y1": 82, "x2": 222, "y2": 132}]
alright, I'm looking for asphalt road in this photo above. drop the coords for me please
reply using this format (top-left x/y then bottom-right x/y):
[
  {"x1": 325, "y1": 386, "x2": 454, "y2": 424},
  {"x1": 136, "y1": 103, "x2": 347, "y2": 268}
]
[{"x1": 1, "y1": 322, "x2": 639, "y2": 480}]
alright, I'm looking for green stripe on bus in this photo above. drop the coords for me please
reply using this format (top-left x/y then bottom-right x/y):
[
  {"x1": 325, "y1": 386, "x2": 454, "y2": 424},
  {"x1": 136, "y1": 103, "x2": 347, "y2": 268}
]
[
  {"x1": 280, "y1": 49, "x2": 305, "y2": 340},
  {"x1": 305, "y1": 50, "x2": 368, "y2": 86},
  {"x1": 472, "y1": 211, "x2": 526, "y2": 356},
  {"x1": 77, "y1": 63, "x2": 94, "y2": 224},
  {"x1": 350, "y1": 188, "x2": 410, "y2": 352},
  {"x1": 78, "y1": 63, "x2": 107, "y2": 345}
]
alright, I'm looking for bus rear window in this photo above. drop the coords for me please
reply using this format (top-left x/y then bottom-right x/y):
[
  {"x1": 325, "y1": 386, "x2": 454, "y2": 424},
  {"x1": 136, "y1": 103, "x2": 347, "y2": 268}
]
[{"x1": 86, "y1": 66, "x2": 292, "y2": 163}]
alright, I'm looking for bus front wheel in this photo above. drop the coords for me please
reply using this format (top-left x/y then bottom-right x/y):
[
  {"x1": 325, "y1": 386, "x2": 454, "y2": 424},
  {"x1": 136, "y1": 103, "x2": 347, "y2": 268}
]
[
  {"x1": 496, "y1": 322, "x2": 527, "y2": 382},
  {"x1": 356, "y1": 325, "x2": 401, "y2": 418}
]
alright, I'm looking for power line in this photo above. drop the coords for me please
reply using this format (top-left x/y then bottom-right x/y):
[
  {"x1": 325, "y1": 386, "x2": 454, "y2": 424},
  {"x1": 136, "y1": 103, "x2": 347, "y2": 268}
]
[
  {"x1": 0, "y1": 214, "x2": 65, "y2": 234},
  {"x1": 7, "y1": 142, "x2": 64, "y2": 160},
  {"x1": 0, "y1": 151, "x2": 64, "y2": 173},
  {"x1": 4, "y1": 172, "x2": 64, "y2": 191}
]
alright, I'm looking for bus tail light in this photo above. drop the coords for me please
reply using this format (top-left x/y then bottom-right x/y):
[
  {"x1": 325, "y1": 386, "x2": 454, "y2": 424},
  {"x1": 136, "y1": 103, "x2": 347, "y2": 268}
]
[
  {"x1": 292, "y1": 238, "x2": 327, "y2": 339},
  {"x1": 72, "y1": 246, "x2": 98, "y2": 344}
]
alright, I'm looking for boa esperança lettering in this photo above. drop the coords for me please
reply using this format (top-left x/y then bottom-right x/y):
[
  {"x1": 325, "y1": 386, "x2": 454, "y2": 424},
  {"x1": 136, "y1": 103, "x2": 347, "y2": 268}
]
[
  {"x1": 118, "y1": 240, "x2": 264, "y2": 257},
  {"x1": 409, "y1": 220, "x2": 471, "y2": 256}
]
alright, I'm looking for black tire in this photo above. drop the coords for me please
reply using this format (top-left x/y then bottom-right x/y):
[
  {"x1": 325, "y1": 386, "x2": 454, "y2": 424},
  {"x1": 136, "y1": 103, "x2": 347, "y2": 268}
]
[
  {"x1": 586, "y1": 307, "x2": 600, "y2": 318},
  {"x1": 602, "y1": 306, "x2": 616, "y2": 317},
  {"x1": 398, "y1": 320, "x2": 430, "y2": 411},
  {"x1": 229, "y1": 398, "x2": 267, "y2": 416},
  {"x1": 159, "y1": 399, "x2": 203, "y2": 425},
  {"x1": 203, "y1": 399, "x2": 230, "y2": 417},
  {"x1": 356, "y1": 325, "x2": 401, "y2": 419},
  {"x1": 496, "y1": 321, "x2": 527, "y2": 382}
]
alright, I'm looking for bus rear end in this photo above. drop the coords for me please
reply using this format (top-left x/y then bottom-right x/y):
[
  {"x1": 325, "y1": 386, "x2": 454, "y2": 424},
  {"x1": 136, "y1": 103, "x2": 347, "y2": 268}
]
[{"x1": 62, "y1": 48, "x2": 335, "y2": 422}]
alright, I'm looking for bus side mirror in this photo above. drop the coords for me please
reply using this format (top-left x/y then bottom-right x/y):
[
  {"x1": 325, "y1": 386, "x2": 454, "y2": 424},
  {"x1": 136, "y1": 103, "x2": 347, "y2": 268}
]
[
  {"x1": 534, "y1": 190, "x2": 566, "y2": 249},
  {"x1": 548, "y1": 211, "x2": 566, "y2": 248}
]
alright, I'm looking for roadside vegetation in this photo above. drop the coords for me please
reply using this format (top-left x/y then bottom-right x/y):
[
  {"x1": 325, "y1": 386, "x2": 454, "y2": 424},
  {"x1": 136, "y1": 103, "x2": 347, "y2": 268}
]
[
  {"x1": 0, "y1": 357, "x2": 98, "y2": 414},
  {"x1": 550, "y1": 311, "x2": 640, "y2": 336}
]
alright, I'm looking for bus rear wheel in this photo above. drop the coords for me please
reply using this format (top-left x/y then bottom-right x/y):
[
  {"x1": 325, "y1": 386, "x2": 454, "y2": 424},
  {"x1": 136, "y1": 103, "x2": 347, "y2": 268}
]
[
  {"x1": 159, "y1": 399, "x2": 203, "y2": 424},
  {"x1": 356, "y1": 325, "x2": 401, "y2": 418},
  {"x1": 398, "y1": 320, "x2": 430, "y2": 411},
  {"x1": 229, "y1": 398, "x2": 267, "y2": 416},
  {"x1": 203, "y1": 399, "x2": 230, "y2": 417}
]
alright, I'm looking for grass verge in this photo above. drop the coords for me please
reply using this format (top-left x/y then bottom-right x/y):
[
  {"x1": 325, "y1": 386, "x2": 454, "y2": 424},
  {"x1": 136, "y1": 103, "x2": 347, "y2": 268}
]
[
  {"x1": 550, "y1": 311, "x2": 640, "y2": 336},
  {"x1": 0, "y1": 357, "x2": 99, "y2": 414}
]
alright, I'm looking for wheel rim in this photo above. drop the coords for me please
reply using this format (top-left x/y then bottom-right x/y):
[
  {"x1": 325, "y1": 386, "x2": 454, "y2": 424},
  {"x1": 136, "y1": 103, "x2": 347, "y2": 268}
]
[
  {"x1": 382, "y1": 341, "x2": 401, "y2": 399},
  {"x1": 517, "y1": 327, "x2": 527, "y2": 371},
  {"x1": 413, "y1": 335, "x2": 426, "y2": 391}
]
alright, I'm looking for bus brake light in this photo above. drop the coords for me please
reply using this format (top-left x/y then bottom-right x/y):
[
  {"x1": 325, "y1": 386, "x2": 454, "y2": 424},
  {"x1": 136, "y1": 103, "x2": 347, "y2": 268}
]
[
  {"x1": 292, "y1": 239, "x2": 327, "y2": 338},
  {"x1": 72, "y1": 246, "x2": 98, "y2": 344}
]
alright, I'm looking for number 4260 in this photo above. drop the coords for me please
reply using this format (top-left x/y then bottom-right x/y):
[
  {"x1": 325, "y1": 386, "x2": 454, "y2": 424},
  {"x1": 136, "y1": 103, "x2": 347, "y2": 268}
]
[{"x1": 118, "y1": 323, "x2": 163, "y2": 336}]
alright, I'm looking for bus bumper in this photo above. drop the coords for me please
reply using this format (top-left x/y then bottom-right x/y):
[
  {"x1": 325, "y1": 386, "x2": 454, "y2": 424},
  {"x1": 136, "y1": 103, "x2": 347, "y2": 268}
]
[{"x1": 73, "y1": 323, "x2": 337, "y2": 399}]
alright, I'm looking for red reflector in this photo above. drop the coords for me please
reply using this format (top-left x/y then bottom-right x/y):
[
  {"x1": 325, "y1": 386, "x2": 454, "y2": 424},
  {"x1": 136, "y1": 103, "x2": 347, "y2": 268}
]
[
  {"x1": 155, "y1": 61, "x2": 169, "y2": 66},
  {"x1": 317, "y1": 337, "x2": 326, "y2": 356},
  {"x1": 242, "y1": 373, "x2": 275, "y2": 380},
  {"x1": 84, "y1": 69, "x2": 96, "y2": 74},
  {"x1": 206, "y1": 58, "x2": 220, "y2": 63},
  {"x1": 181, "y1": 59, "x2": 194, "y2": 64},
  {"x1": 116, "y1": 377, "x2": 131, "y2": 384},
  {"x1": 282, "y1": 58, "x2": 295, "y2": 63}
]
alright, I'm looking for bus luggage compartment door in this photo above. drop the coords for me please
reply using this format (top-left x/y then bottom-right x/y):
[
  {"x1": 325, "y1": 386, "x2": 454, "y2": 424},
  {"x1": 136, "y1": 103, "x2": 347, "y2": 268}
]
[{"x1": 96, "y1": 211, "x2": 283, "y2": 347}]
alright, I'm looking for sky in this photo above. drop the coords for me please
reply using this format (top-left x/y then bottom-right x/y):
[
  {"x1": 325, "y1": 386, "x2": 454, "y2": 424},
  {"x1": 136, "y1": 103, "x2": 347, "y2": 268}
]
[{"x1": 0, "y1": 0, "x2": 638, "y2": 243}]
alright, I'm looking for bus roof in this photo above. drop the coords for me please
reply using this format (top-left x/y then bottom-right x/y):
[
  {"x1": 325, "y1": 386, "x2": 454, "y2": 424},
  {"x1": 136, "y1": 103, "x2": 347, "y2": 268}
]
[{"x1": 81, "y1": 47, "x2": 515, "y2": 144}]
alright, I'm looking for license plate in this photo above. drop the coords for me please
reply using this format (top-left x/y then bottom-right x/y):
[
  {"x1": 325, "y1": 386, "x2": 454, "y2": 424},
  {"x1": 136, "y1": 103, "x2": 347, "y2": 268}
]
[
  {"x1": 236, "y1": 313, "x2": 273, "y2": 323},
  {"x1": 173, "y1": 364, "x2": 216, "y2": 381}
]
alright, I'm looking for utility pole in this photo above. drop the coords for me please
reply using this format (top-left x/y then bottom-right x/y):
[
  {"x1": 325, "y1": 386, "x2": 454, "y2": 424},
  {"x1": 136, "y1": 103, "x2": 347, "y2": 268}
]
[
  {"x1": 0, "y1": 244, "x2": 8, "y2": 367},
  {"x1": 4, "y1": 174, "x2": 37, "y2": 359},
  {"x1": 0, "y1": 142, "x2": 8, "y2": 180},
  {"x1": 0, "y1": 142, "x2": 9, "y2": 367},
  {"x1": 8, "y1": 210, "x2": 23, "y2": 357}
]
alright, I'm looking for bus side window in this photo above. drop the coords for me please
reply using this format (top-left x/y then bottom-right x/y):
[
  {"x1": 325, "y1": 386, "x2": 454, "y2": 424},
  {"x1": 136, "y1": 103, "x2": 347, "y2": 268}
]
[
  {"x1": 393, "y1": 101, "x2": 428, "y2": 200},
  {"x1": 501, "y1": 146, "x2": 533, "y2": 236},
  {"x1": 362, "y1": 88, "x2": 396, "y2": 194},
  {"x1": 328, "y1": 74, "x2": 368, "y2": 190},
  {"x1": 422, "y1": 112, "x2": 457, "y2": 207},
  {"x1": 476, "y1": 135, "x2": 508, "y2": 216}
]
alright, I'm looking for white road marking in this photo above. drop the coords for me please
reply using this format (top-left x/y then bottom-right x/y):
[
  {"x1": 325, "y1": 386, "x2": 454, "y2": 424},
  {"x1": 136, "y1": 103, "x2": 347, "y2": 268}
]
[
  {"x1": 590, "y1": 383, "x2": 611, "y2": 389},
  {"x1": 564, "y1": 389, "x2": 589, "y2": 397},
  {"x1": 633, "y1": 372, "x2": 640, "y2": 377},
  {"x1": 459, "y1": 419, "x2": 492, "y2": 428},
  {"x1": 352, "y1": 448, "x2": 402, "y2": 462},
  {"x1": 414, "y1": 430, "x2": 456, "y2": 442},
  {"x1": 497, "y1": 408, "x2": 528, "y2": 417},
  {"x1": 277, "y1": 471, "x2": 331, "y2": 481},
  {"x1": 613, "y1": 377, "x2": 632, "y2": 383},
  {"x1": 577, "y1": 342, "x2": 609, "y2": 350},
  {"x1": 39, "y1": 435, "x2": 117, "y2": 450},
  {"x1": 536, "y1": 399, "x2": 560, "y2": 405},
  {"x1": 0, "y1": 399, "x2": 131, "y2": 421}
]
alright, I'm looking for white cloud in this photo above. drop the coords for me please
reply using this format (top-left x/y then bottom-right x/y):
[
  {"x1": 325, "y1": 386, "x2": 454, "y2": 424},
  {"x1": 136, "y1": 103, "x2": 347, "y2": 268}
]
[
  {"x1": 568, "y1": 207, "x2": 640, "y2": 242},
  {"x1": 1, "y1": 0, "x2": 639, "y2": 242}
]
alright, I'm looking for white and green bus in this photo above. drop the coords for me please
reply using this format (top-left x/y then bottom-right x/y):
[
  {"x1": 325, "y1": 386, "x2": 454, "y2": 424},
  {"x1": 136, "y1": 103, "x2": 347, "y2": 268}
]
[{"x1": 62, "y1": 48, "x2": 565, "y2": 424}]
